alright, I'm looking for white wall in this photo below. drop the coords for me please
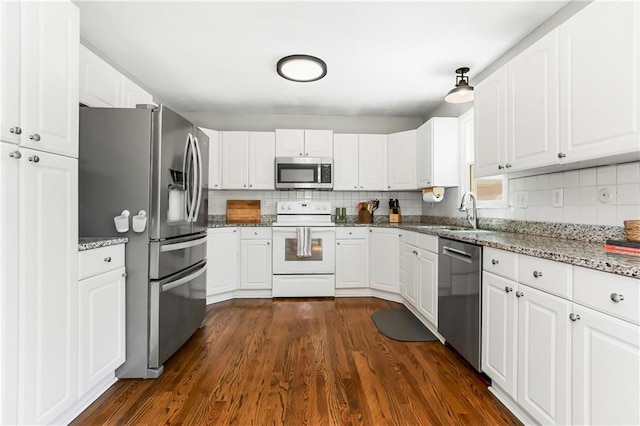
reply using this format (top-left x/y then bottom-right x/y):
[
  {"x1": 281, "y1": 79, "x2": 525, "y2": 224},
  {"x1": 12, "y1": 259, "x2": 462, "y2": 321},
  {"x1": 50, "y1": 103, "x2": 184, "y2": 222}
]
[
  {"x1": 423, "y1": 162, "x2": 640, "y2": 227},
  {"x1": 209, "y1": 190, "x2": 423, "y2": 217}
]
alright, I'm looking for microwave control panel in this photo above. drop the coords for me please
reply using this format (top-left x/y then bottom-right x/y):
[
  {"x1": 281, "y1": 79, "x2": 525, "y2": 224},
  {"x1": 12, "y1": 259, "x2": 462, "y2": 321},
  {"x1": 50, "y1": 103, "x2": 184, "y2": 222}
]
[{"x1": 320, "y1": 164, "x2": 332, "y2": 183}]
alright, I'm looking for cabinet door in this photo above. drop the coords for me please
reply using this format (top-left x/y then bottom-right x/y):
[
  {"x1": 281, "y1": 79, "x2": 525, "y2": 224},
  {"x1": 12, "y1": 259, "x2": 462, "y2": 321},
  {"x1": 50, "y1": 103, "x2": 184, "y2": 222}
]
[
  {"x1": 18, "y1": 149, "x2": 78, "y2": 425},
  {"x1": 474, "y1": 66, "x2": 507, "y2": 178},
  {"x1": 403, "y1": 247, "x2": 418, "y2": 308},
  {"x1": 416, "y1": 248, "x2": 437, "y2": 326},
  {"x1": 333, "y1": 133, "x2": 359, "y2": 190},
  {"x1": 203, "y1": 128, "x2": 221, "y2": 190},
  {"x1": 304, "y1": 129, "x2": 333, "y2": 157},
  {"x1": 335, "y1": 239, "x2": 368, "y2": 289},
  {"x1": 240, "y1": 239, "x2": 271, "y2": 290},
  {"x1": 481, "y1": 272, "x2": 517, "y2": 399},
  {"x1": 249, "y1": 131, "x2": 275, "y2": 190},
  {"x1": 275, "y1": 129, "x2": 304, "y2": 157},
  {"x1": 358, "y1": 134, "x2": 387, "y2": 190},
  {"x1": 387, "y1": 129, "x2": 417, "y2": 190},
  {"x1": 119, "y1": 76, "x2": 154, "y2": 108},
  {"x1": 559, "y1": 1, "x2": 640, "y2": 162},
  {"x1": 572, "y1": 304, "x2": 639, "y2": 426},
  {"x1": 221, "y1": 131, "x2": 249, "y2": 189},
  {"x1": 78, "y1": 267, "x2": 126, "y2": 397},
  {"x1": 21, "y1": 1, "x2": 79, "y2": 158},
  {"x1": 206, "y1": 228, "x2": 238, "y2": 297},
  {"x1": 416, "y1": 120, "x2": 433, "y2": 187},
  {"x1": 78, "y1": 45, "x2": 120, "y2": 108},
  {"x1": 507, "y1": 29, "x2": 560, "y2": 172},
  {"x1": 0, "y1": 2, "x2": 21, "y2": 145},
  {"x1": 0, "y1": 142, "x2": 20, "y2": 425},
  {"x1": 517, "y1": 284, "x2": 571, "y2": 426},
  {"x1": 431, "y1": 118, "x2": 460, "y2": 187},
  {"x1": 369, "y1": 228, "x2": 399, "y2": 293}
]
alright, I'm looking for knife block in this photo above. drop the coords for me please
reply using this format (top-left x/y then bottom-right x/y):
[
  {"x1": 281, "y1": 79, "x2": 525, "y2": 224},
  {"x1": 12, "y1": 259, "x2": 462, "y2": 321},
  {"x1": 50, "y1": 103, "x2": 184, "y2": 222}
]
[
  {"x1": 389, "y1": 208, "x2": 402, "y2": 223},
  {"x1": 357, "y1": 210, "x2": 374, "y2": 224}
]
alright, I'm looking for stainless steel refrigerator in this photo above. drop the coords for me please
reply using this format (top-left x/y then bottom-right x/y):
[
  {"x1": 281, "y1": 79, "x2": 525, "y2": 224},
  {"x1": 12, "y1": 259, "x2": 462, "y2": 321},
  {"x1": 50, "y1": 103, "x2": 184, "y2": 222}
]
[{"x1": 79, "y1": 104, "x2": 209, "y2": 378}]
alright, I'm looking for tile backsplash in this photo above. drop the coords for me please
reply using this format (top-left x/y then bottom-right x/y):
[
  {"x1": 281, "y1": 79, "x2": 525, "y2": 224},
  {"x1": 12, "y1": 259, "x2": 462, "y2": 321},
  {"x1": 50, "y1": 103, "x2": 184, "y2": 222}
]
[
  {"x1": 208, "y1": 190, "x2": 424, "y2": 217},
  {"x1": 424, "y1": 161, "x2": 640, "y2": 227}
]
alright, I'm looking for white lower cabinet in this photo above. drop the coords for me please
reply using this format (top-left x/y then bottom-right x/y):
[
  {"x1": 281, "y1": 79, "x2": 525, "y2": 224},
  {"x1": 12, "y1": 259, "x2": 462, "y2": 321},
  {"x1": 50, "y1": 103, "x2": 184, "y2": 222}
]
[
  {"x1": 78, "y1": 248, "x2": 126, "y2": 397},
  {"x1": 399, "y1": 232, "x2": 438, "y2": 327},
  {"x1": 206, "y1": 228, "x2": 238, "y2": 299},
  {"x1": 415, "y1": 248, "x2": 438, "y2": 327},
  {"x1": 335, "y1": 228, "x2": 368, "y2": 289},
  {"x1": 400, "y1": 243, "x2": 417, "y2": 306},
  {"x1": 239, "y1": 228, "x2": 272, "y2": 291},
  {"x1": 368, "y1": 228, "x2": 399, "y2": 293}
]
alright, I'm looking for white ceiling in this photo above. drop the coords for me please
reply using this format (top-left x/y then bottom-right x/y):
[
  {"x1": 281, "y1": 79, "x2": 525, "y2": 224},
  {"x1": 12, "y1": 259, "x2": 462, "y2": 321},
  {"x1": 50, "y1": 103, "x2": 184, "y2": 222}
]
[{"x1": 75, "y1": 1, "x2": 569, "y2": 120}]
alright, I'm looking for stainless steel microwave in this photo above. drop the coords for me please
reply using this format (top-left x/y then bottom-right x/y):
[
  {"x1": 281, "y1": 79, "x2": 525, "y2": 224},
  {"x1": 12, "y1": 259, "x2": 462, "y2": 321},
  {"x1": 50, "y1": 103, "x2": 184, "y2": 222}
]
[{"x1": 275, "y1": 157, "x2": 333, "y2": 190}]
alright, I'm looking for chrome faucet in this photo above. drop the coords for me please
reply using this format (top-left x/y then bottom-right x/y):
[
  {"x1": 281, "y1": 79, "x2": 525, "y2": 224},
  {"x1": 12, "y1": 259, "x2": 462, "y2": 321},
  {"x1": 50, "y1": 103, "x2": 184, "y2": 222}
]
[{"x1": 458, "y1": 192, "x2": 478, "y2": 229}]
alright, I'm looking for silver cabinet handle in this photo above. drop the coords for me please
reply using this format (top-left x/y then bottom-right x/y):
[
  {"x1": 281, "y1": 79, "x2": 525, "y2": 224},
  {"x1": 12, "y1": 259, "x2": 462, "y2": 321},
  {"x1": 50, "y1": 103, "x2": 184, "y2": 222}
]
[
  {"x1": 29, "y1": 133, "x2": 41, "y2": 141},
  {"x1": 504, "y1": 286, "x2": 513, "y2": 293},
  {"x1": 9, "y1": 126, "x2": 22, "y2": 135},
  {"x1": 558, "y1": 152, "x2": 566, "y2": 159},
  {"x1": 515, "y1": 291, "x2": 524, "y2": 298},
  {"x1": 104, "y1": 257, "x2": 112, "y2": 262},
  {"x1": 498, "y1": 165, "x2": 504, "y2": 170},
  {"x1": 569, "y1": 313, "x2": 581, "y2": 321},
  {"x1": 9, "y1": 151, "x2": 21, "y2": 159},
  {"x1": 492, "y1": 259, "x2": 499, "y2": 265},
  {"x1": 413, "y1": 250, "x2": 418, "y2": 255},
  {"x1": 610, "y1": 293, "x2": 624, "y2": 303},
  {"x1": 505, "y1": 163, "x2": 512, "y2": 168},
  {"x1": 28, "y1": 155, "x2": 39, "y2": 163},
  {"x1": 533, "y1": 270, "x2": 543, "y2": 278}
]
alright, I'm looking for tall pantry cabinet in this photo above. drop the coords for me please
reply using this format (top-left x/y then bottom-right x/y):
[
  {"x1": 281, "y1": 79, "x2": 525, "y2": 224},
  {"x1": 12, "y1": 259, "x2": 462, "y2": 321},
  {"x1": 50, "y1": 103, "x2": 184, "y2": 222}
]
[{"x1": 0, "y1": 1, "x2": 79, "y2": 424}]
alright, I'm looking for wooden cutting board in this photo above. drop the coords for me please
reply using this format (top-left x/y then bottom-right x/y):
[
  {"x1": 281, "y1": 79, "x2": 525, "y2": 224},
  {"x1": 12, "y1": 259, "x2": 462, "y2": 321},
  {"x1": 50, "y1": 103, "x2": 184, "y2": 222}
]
[{"x1": 226, "y1": 200, "x2": 261, "y2": 223}]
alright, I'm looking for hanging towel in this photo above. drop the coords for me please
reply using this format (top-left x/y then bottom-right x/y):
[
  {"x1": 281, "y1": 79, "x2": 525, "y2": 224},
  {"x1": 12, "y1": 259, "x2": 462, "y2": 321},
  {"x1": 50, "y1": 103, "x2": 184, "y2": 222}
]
[{"x1": 296, "y1": 227, "x2": 313, "y2": 258}]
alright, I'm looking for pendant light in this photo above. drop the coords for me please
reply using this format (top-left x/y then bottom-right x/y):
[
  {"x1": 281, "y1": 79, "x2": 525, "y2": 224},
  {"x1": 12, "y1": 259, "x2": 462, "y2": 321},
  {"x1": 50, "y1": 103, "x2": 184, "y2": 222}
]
[
  {"x1": 277, "y1": 54, "x2": 327, "y2": 82},
  {"x1": 444, "y1": 67, "x2": 474, "y2": 103}
]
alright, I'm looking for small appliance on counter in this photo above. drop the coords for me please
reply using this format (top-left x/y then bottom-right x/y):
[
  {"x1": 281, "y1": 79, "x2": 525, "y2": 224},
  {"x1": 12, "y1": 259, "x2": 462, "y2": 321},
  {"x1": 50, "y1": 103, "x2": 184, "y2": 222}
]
[
  {"x1": 335, "y1": 207, "x2": 347, "y2": 223},
  {"x1": 389, "y1": 199, "x2": 401, "y2": 223}
]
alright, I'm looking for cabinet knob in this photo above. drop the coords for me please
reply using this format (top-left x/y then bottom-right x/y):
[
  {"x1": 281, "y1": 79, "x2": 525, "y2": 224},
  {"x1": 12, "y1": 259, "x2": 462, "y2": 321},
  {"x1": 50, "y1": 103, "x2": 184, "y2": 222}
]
[
  {"x1": 498, "y1": 165, "x2": 504, "y2": 170},
  {"x1": 569, "y1": 313, "x2": 581, "y2": 321},
  {"x1": 491, "y1": 259, "x2": 499, "y2": 265},
  {"x1": 254, "y1": 231, "x2": 258, "y2": 235},
  {"x1": 369, "y1": 229, "x2": 372, "y2": 232},
  {"x1": 360, "y1": 186, "x2": 363, "y2": 189},
  {"x1": 104, "y1": 256, "x2": 112, "y2": 263},
  {"x1": 387, "y1": 185, "x2": 391, "y2": 189},
  {"x1": 610, "y1": 293, "x2": 624, "y2": 303},
  {"x1": 336, "y1": 242, "x2": 340, "y2": 245},
  {"x1": 558, "y1": 152, "x2": 566, "y2": 159},
  {"x1": 28, "y1": 155, "x2": 40, "y2": 163},
  {"x1": 243, "y1": 184, "x2": 247, "y2": 188},
  {"x1": 533, "y1": 270, "x2": 542, "y2": 278},
  {"x1": 122, "y1": 272, "x2": 127, "y2": 277},
  {"x1": 9, "y1": 126, "x2": 22, "y2": 135},
  {"x1": 249, "y1": 184, "x2": 253, "y2": 188},
  {"x1": 29, "y1": 133, "x2": 41, "y2": 141},
  {"x1": 515, "y1": 291, "x2": 524, "y2": 298},
  {"x1": 299, "y1": 152, "x2": 303, "y2": 156},
  {"x1": 354, "y1": 186, "x2": 357, "y2": 189},
  {"x1": 267, "y1": 242, "x2": 270, "y2": 245},
  {"x1": 214, "y1": 184, "x2": 218, "y2": 187},
  {"x1": 427, "y1": 181, "x2": 431, "y2": 185},
  {"x1": 505, "y1": 163, "x2": 512, "y2": 169},
  {"x1": 504, "y1": 286, "x2": 513, "y2": 293},
  {"x1": 413, "y1": 250, "x2": 418, "y2": 255},
  {"x1": 8, "y1": 151, "x2": 21, "y2": 159}
]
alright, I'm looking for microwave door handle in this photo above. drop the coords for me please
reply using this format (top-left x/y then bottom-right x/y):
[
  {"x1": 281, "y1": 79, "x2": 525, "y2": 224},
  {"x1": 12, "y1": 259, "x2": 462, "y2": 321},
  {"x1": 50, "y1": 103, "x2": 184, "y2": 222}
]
[
  {"x1": 317, "y1": 163, "x2": 321, "y2": 184},
  {"x1": 192, "y1": 135, "x2": 203, "y2": 222}
]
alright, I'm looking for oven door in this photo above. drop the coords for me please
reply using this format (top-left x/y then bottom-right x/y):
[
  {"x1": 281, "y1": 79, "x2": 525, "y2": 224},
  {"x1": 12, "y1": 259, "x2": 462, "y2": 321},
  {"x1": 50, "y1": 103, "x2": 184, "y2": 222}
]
[{"x1": 272, "y1": 226, "x2": 335, "y2": 274}]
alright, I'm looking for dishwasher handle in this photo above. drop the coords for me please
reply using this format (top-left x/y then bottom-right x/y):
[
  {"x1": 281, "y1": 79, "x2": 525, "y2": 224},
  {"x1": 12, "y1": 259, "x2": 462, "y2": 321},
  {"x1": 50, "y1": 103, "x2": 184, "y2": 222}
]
[{"x1": 442, "y1": 246, "x2": 473, "y2": 264}]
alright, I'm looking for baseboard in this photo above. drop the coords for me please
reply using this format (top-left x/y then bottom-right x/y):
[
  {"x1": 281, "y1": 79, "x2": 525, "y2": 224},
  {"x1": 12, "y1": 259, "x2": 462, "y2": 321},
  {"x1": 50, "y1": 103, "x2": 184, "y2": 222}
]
[
  {"x1": 206, "y1": 291, "x2": 235, "y2": 304},
  {"x1": 233, "y1": 289, "x2": 273, "y2": 298},
  {"x1": 335, "y1": 288, "x2": 373, "y2": 297},
  {"x1": 487, "y1": 385, "x2": 538, "y2": 425},
  {"x1": 52, "y1": 374, "x2": 117, "y2": 425},
  {"x1": 370, "y1": 288, "x2": 404, "y2": 303}
]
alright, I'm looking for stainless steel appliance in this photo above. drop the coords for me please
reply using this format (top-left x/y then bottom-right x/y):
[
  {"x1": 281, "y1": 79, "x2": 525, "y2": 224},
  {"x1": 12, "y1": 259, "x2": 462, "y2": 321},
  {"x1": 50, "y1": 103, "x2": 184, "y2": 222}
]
[
  {"x1": 79, "y1": 105, "x2": 209, "y2": 378},
  {"x1": 438, "y1": 238, "x2": 482, "y2": 371},
  {"x1": 275, "y1": 157, "x2": 333, "y2": 190},
  {"x1": 272, "y1": 201, "x2": 335, "y2": 296}
]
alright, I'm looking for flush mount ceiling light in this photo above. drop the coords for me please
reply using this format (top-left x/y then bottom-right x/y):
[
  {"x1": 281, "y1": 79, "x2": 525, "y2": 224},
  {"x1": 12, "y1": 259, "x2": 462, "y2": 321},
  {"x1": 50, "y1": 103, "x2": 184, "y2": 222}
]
[
  {"x1": 445, "y1": 67, "x2": 474, "y2": 103},
  {"x1": 277, "y1": 54, "x2": 327, "y2": 82}
]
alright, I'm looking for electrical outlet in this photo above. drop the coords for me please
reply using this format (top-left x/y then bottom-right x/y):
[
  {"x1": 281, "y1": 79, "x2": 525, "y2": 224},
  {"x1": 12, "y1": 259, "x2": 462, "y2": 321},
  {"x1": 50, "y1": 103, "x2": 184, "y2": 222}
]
[
  {"x1": 552, "y1": 189, "x2": 564, "y2": 207},
  {"x1": 512, "y1": 191, "x2": 528, "y2": 208}
]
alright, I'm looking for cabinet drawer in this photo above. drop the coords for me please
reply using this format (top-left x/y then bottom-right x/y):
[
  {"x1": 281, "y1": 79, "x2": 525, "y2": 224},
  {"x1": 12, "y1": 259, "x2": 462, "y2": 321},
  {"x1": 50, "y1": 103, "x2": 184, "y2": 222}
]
[
  {"x1": 483, "y1": 247, "x2": 518, "y2": 281},
  {"x1": 336, "y1": 227, "x2": 368, "y2": 239},
  {"x1": 518, "y1": 254, "x2": 572, "y2": 298},
  {"x1": 399, "y1": 230, "x2": 418, "y2": 246},
  {"x1": 573, "y1": 267, "x2": 639, "y2": 325},
  {"x1": 79, "y1": 244, "x2": 125, "y2": 280},
  {"x1": 417, "y1": 234, "x2": 438, "y2": 253},
  {"x1": 240, "y1": 227, "x2": 272, "y2": 240}
]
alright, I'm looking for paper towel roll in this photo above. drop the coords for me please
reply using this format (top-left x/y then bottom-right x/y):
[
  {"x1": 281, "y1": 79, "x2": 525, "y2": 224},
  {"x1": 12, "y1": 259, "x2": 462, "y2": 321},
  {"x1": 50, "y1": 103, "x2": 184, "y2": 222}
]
[{"x1": 423, "y1": 192, "x2": 443, "y2": 203}]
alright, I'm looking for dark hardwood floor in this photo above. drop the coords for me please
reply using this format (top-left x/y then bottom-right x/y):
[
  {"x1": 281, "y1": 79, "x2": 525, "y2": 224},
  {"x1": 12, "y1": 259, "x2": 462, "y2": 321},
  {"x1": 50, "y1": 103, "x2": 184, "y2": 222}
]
[{"x1": 72, "y1": 298, "x2": 520, "y2": 425}]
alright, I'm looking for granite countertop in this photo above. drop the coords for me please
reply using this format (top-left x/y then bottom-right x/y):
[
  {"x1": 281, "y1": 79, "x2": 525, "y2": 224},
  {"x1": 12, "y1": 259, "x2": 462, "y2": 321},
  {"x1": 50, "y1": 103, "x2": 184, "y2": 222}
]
[{"x1": 78, "y1": 237, "x2": 128, "y2": 251}]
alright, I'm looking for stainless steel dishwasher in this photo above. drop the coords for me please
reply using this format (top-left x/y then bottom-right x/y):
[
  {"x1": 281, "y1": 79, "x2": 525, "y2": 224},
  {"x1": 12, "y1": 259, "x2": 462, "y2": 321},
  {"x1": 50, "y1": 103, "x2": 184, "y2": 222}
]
[{"x1": 438, "y1": 238, "x2": 482, "y2": 371}]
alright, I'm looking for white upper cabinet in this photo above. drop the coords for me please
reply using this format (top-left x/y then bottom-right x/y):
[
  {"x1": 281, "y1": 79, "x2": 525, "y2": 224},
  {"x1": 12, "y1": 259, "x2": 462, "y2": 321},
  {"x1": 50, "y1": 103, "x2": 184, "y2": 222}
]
[
  {"x1": 417, "y1": 117, "x2": 459, "y2": 187},
  {"x1": 507, "y1": 29, "x2": 560, "y2": 172},
  {"x1": 474, "y1": 66, "x2": 507, "y2": 177},
  {"x1": 333, "y1": 133, "x2": 359, "y2": 190},
  {"x1": 1, "y1": 1, "x2": 79, "y2": 157},
  {"x1": 275, "y1": 129, "x2": 333, "y2": 158},
  {"x1": 221, "y1": 131, "x2": 274, "y2": 190},
  {"x1": 79, "y1": 45, "x2": 154, "y2": 109},
  {"x1": 358, "y1": 134, "x2": 387, "y2": 191},
  {"x1": 387, "y1": 129, "x2": 417, "y2": 190},
  {"x1": 203, "y1": 128, "x2": 221, "y2": 190},
  {"x1": 559, "y1": 1, "x2": 640, "y2": 162}
]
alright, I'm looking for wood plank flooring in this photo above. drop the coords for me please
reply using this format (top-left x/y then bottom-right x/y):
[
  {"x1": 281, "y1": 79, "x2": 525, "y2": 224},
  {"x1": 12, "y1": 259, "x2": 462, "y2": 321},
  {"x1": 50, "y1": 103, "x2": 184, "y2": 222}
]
[{"x1": 72, "y1": 298, "x2": 520, "y2": 425}]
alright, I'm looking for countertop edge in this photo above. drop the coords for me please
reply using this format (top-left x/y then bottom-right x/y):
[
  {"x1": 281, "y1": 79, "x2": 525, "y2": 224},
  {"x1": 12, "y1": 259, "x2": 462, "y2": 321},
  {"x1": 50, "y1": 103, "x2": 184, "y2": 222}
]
[{"x1": 78, "y1": 237, "x2": 128, "y2": 251}]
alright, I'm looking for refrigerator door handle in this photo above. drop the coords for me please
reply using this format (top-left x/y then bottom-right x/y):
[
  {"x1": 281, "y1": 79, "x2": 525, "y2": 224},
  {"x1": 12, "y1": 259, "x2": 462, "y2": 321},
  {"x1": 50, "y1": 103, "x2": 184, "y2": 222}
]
[
  {"x1": 159, "y1": 235, "x2": 207, "y2": 252},
  {"x1": 183, "y1": 133, "x2": 193, "y2": 220},
  {"x1": 187, "y1": 134, "x2": 198, "y2": 222},
  {"x1": 192, "y1": 135, "x2": 203, "y2": 222},
  {"x1": 161, "y1": 263, "x2": 207, "y2": 292}
]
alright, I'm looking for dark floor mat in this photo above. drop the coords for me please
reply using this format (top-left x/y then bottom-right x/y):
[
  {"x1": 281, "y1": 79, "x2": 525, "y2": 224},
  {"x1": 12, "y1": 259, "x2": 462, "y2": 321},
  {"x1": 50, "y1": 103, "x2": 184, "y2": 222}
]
[{"x1": 371, "y1": 307, "x2": 438, "y2": 342}]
